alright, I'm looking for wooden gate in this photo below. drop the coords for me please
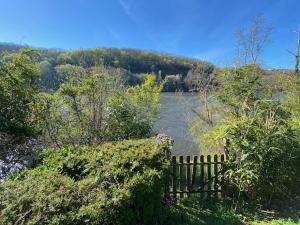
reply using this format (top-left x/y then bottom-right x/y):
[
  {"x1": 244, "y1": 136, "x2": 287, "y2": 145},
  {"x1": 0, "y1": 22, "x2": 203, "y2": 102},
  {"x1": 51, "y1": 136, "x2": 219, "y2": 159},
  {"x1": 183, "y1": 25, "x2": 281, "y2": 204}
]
[{"x1": 165, "y1": 154, "x2": 227, "y2": 200}]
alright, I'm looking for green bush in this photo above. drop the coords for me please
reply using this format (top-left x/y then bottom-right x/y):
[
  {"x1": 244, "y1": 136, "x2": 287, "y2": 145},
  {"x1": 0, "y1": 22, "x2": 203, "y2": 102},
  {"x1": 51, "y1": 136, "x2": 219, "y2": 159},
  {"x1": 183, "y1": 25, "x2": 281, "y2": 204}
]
[
  {"x1": 0, "y1": 138, "x2": 170, "y2": 225},
  {"x1": 199, "y1": 66, "x2": 300, "y2": 205}
]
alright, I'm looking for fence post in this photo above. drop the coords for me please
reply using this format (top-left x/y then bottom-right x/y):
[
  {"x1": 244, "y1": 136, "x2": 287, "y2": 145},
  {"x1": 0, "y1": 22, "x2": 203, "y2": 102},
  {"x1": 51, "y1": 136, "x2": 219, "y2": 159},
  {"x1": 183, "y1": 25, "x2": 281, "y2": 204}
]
[
  {"x1": 200, "y1": 155, "x2": 205, "y2": 199},
  {"x1": 214, "y1": 155, "x2": 218, "y2": 198},
  {"x1": 207, "y1": 155, "x2": 212, "y2": 198},
  {"x1": 179, "y1": 156, "x2": 184, "y2": 198},
  {"x1": 172, "y1": 156, "x2": 177, "y2": 201},
  {"x1": 186, "y1": 156, "x2": 191, "y2": 196},
  {"x1": 220, "y1": 154, "x2": 225, "y2": 198},
  {"x1": 191, "y1": 156, "x2": 197, "y2": 189}
]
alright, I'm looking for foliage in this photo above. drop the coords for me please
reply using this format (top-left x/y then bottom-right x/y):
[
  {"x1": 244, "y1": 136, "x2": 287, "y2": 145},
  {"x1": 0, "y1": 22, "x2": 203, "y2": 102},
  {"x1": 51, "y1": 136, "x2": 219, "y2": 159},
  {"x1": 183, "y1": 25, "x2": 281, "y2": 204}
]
[
  {"x1": 126, "y1": 74, "x2": 162, "y2": 121},
  {"x1": 55, "y1": 64, "x2": 87, "y2": 85},
  {"x1": 283, "y1": 76, "x2": 300, "y2": 132},
  {"x1": 198, "y1": 65, "x2": 300, "y2": 205},
  {"x1": 105, "y1": 93, "x2": 151, "y2": 140},
  {"x1": 0, "y1": 43, "x2": 213, "y2": 92},
  {"x1": 32, "y1": 71, "x2": 161, "y2": 147},
  {"x1": 216, "y1": 65, "x2": 264, "y2": 115},
  {"x1": 0, "y1": 49, "x2": 41, "y2": 135},
  {"x1": 163, "y1": 197, "x2": 241, "y2": 225},
  {"x1": 251, "y1": 219, "x2": 300, "y2": 225},
  {"x1": 0, "y1": 49, "x2": 42, "y2": 179},
  {"x1": 0, "y1": 138, "x2": 171, "y2": 225}
]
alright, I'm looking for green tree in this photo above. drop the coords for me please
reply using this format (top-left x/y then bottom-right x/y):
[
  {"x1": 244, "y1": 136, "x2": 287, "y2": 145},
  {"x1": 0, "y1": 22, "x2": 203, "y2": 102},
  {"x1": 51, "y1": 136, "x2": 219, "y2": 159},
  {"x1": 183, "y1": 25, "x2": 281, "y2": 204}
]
[
  {"x1": 106, "y1": 74, "x2": 162, "y2": 140},
  {"x1": 0, "y1": 49, "x2": 41, "y2": 135},
  {"x1": 33, "y1": 71, "x2": 162, "y2": 147},
  {"x1": 197, "y1": 66, "x2": 300, "y2": 206},
  {"x1": 0, "y1": 49, "x2": 41, "y2": 179},
  {"x1": 39, "y1": 60, "x2": 57, "y2": 90},
  {"x1": 55, "y1": 64, "x2": 86, "y2": 85}
]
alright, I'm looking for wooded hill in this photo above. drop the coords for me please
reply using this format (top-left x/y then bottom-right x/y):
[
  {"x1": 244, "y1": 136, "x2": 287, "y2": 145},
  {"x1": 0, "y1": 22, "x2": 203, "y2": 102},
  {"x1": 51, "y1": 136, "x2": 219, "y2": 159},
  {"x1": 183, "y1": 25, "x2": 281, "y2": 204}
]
[{"x1": 0, "y1": 43, "x2": 213, "y2": 91}]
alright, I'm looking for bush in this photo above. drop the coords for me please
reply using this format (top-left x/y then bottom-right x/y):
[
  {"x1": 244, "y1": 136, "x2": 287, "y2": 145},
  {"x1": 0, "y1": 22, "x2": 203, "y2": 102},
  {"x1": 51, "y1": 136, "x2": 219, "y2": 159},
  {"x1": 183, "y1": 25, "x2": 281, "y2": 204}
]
[
  {"x1": 0, "y1": 138, "x2": 171, "y2": 225},
  {"x1": 0, "y1": 171, "x2": 80, "y2": 225},
  {"x1": 199, "y1": 66, "x2": 300, "y2": 206}
]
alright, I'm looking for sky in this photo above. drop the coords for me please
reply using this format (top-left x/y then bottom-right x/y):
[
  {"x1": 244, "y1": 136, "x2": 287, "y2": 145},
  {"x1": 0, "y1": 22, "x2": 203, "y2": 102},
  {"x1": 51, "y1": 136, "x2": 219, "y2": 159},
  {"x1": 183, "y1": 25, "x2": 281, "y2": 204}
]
[{"x1": 0, "y1": 0, "x2": 299, "y2": 68}]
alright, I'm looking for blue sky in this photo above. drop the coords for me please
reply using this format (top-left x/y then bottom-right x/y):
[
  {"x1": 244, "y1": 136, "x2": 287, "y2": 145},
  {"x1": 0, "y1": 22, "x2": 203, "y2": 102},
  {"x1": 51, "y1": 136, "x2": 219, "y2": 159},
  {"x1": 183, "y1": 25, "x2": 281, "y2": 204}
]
[{"x1": 0, "y1": 0, "x2": 299, "y2": 68}]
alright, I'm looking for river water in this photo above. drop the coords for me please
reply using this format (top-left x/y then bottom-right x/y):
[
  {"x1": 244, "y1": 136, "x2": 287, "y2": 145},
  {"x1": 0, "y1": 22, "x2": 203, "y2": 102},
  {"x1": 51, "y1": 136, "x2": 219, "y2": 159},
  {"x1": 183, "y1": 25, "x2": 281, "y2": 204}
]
[{"x1": 154, "y1": 93, "x2": 200, "y2": 155}]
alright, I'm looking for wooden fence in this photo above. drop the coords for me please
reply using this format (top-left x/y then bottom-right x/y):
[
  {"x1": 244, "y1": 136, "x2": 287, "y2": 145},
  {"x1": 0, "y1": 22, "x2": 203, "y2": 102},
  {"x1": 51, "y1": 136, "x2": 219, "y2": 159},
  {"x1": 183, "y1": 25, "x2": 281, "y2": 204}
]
[{"x1": 165, "y1": 154, "x2": 227, "y2": 200}]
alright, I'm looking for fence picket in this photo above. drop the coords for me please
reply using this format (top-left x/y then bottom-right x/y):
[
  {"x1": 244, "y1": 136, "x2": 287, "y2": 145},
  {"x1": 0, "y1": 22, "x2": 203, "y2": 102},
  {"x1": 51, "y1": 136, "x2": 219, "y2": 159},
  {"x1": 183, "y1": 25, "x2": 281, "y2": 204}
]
[
  {"x1": 172, "y1": 156, "x2": 177, "y2": 200},
  {"x1": 221, "y1": 154, "x2": 225, "y2": 198},
  {"x1": 207, "y1": 155, "x2": 212, "y2": 198},
  {"x1": 191, "y1": 156, "x2": 197, "y2": 188},
  {"x1": 186, "y1": 156, "x2": 191, "y2": 196},
  {"x1": 214, "y1": 155, "x2": 218, "y2": 198},
  {"x1": 179, "y1": 156, "x2": 184, "y2": 198},
  {"x1": 200, "y1": 155, "x2": 205, "y2": 199}
]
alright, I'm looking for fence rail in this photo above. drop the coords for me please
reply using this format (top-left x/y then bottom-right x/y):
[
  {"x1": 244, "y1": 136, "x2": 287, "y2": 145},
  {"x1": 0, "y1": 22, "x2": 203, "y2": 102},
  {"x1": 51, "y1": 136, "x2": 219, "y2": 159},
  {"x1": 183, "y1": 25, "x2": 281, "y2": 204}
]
[{"x1": 165, "y1": 154, "x2": 227, "y2": 200}]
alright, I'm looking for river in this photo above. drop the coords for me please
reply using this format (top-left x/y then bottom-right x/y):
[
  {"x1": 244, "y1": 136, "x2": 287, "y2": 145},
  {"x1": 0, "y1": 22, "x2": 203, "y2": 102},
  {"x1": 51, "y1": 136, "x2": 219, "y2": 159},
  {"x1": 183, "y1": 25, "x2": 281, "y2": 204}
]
[{"x1": 154, "y1": 93, "x2": 200, "y2": 155}]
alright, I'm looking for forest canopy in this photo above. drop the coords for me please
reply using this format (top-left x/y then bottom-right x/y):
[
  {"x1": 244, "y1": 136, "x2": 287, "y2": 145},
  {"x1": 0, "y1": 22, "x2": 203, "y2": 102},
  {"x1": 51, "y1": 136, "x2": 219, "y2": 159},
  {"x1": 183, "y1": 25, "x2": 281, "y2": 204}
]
[{"x1": 0, "y1": 43, "x2": 213, "y2": 92}]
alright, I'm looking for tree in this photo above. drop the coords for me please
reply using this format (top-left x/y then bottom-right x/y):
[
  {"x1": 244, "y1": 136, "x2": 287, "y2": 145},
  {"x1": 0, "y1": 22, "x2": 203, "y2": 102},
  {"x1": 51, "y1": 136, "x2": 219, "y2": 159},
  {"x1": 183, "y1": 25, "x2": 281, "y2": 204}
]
[
  {"x1": 288, "y1": 29, "x2": 300, "y2": 75},
  {"x1": 39, "y1": 60, "x2": 57, "y2": 91},
  {"x1": 0, "y1": 49, "x2": 42, "y2": 179},
  {"x1": 235, "y1": 14, "x2": 273, "y2": 65},
  {"x1": 197, "y1": 66, "x2": 300, "y2": 206},
  {"x1": 185, "y1": 64, "x2": 216, "y2": 127},
  {"x1": 33, "y1": 70, "x2": 162, "y2": 147},
  {"x1": 0, "y1": 49, "x2": 41, "y2": 135},
  {"x1": 55, "y1": 64, "x2": 86, "y2": 85}
]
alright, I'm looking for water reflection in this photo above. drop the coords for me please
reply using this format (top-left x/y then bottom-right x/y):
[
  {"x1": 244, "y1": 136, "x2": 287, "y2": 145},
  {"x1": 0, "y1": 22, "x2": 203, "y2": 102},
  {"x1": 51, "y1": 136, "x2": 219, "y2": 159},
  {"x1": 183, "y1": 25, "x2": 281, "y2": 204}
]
[{"x1": 154, "y1": 93, "x2": 200, "y2": 155}]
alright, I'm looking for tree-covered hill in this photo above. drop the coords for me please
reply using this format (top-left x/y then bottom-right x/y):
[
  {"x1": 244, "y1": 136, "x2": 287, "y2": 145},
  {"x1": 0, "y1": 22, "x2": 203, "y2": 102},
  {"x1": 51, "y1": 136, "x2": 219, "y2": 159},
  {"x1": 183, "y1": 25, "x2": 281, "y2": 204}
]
[{"x1": 0, "y1": 43, "x2": 213, "y2": 91}]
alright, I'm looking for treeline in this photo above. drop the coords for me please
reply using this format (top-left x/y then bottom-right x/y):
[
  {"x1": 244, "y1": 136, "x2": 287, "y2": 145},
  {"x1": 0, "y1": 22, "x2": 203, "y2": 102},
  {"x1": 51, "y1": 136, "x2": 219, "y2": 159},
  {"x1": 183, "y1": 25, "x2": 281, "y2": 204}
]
[{"x1": 0, "y1": 43, "x2": 214, "y2": 92}]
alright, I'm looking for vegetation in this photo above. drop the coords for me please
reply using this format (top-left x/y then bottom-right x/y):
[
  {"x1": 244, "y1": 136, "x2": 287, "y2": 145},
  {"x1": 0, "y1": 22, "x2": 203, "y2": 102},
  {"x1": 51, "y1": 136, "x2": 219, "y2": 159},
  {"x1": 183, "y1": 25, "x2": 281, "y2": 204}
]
[
  {"x1": 0, "y1": 139, "x2": 171, "y2": 225},
  {"x1": 0, "y1": 43, "x2": 213, "y2": 92},
  {"x1": 0, "y1": 49, "x2": 162, "y2": 179},
  {"x1": 0, "y1": 49, "x2": 41, "y2": 135},
  {"x1": 0, "y1": 49, "x2": 42, "y2": 178},
  {"x1": 164, "y1": 197, "x2": 300, "y2": 225},
  {"x1": 33, "y1": 71, "x2": 161, "y2": 148},
  {"x1": 194, "y1": 65, "x2": 300, "y2": 208},
  {"x1": 1, "y1": 15, "x2": 300, "y2": 224}
]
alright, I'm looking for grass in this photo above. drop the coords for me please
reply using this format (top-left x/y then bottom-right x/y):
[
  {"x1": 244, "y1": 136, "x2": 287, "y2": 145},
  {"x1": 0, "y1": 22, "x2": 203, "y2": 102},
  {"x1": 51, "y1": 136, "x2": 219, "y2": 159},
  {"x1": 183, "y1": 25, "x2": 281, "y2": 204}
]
[
  {"x1": 163, "y1": 197, "x2": 242, "y2": 225},
  {"x1": 250, "y1": 219, "x2": 300, "y2": 225},
  {"x1": 163, "y1": 196, "x2": 300, "y2": 225}
]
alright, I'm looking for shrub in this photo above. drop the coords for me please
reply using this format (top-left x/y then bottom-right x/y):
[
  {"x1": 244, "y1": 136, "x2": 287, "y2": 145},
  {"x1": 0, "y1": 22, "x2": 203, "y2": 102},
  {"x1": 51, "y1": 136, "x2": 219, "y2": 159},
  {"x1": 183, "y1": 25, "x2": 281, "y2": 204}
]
[
  {"x1": 0, "y1": 171, "x2": 80, "y2": 225},
  {"x1": 199, "y1": 66, "x2": 300, "y2": 206},
  {"x1": 0, "y1": 138, "x2": 170, "y2": 225},
  {"x1": 32, "y1": 74, "x2": 161, "y2": 147}
]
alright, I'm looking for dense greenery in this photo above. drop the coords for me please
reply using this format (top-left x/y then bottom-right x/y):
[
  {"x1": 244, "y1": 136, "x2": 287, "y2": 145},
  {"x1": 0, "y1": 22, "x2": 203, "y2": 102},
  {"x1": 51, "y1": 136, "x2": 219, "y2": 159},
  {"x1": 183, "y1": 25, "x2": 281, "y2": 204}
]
[
  {"x1": 33, "y1": 71, "x2": 161, "y2": 147},
  {"x1": 196, "y1": 65, "x2": 300, "y2": 206},
  {"x1": 0, "y1": 43, "x2": 213, "y2": 92},
  {"x1": 164, "y1": 197, "x2": 300, "y2": 225},
  {"x1": 0, "y1": 49, "x2": 43, "y2": 178},
  {"x1": 0, "y1": 49, "x2": 162, "y2": 179},
  {"x1": 0, "y1": 49, "x2": 41, "y2": 135},
  {"x1": 1, "y1": 44, "x2": 299, "y2": 224},
  {"x1": 0, "y1": 139, "x2": 171, "y2": 225}
]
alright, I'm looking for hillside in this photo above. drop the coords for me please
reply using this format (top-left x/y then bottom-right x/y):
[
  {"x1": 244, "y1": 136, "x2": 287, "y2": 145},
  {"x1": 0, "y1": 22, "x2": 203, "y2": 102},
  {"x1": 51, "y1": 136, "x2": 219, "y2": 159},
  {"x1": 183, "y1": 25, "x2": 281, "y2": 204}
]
[{"x1": 0, "y1": 43, "x2": 213, "y2": 91}]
